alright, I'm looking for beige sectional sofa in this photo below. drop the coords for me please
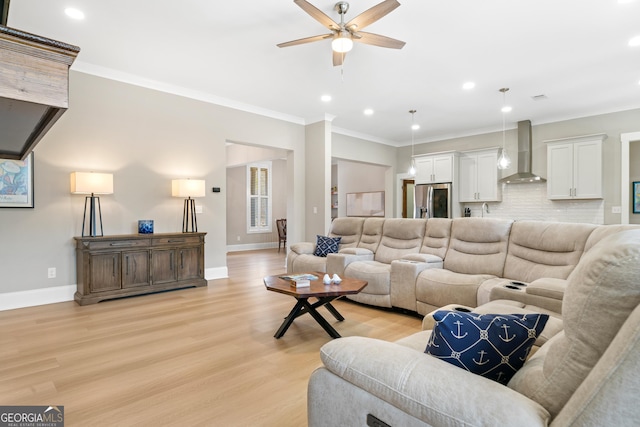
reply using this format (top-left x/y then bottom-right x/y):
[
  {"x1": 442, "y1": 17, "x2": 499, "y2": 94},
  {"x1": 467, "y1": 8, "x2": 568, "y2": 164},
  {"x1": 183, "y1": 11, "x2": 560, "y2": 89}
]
[
  {"x1": 288, "y1": 217, "x2": 637, "y2": 316},
  {"x1": 307, "y1": 228, "x2": 640, "y2": 426}
]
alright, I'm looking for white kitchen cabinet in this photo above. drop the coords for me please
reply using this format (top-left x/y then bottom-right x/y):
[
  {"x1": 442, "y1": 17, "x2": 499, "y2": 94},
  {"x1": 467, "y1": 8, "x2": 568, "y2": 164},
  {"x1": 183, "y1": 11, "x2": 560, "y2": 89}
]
[
  {"x1": 545, "y1": 134, "x2": 605, "y2": 200},
  {"x1": 414, "y1": 153, "x2": 456, "y2": 184},
  {"x1": 458, "y1": 148, "x2": 501, "y2": 202}
]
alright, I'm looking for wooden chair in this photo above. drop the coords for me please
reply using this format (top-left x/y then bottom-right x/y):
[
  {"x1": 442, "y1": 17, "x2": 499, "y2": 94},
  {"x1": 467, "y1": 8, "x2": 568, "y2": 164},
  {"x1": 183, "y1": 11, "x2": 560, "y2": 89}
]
[{"x1": 276, "y1": 218, "x2": 287, "y2": 253}]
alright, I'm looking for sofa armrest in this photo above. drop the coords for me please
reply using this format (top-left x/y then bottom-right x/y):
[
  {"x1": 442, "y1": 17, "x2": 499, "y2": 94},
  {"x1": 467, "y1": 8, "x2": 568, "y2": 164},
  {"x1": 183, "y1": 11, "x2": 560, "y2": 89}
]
[
  {"x1": 390, "y1": 257, "x2": 443, "y2": 312},
  {"x1": 318, "y1": 337, "x2": 550, "y2": 426},
  {"x1": 527, "y1": 277, "x2": 567, "y2": 300},
  {"x1": 326, "y1": 249, "x2": 374, "y2": 276},
  {"x1": 289, "y1": 242, "x2": 315, "y2": 255},
  {"x1": 489, "y1": 278, "x2": 566, "y2": 314}
]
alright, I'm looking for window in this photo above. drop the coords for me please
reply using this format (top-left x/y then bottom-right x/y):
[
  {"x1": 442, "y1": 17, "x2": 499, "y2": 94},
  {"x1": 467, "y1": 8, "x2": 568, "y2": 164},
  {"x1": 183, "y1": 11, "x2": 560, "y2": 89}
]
[{"x1": 247, "y1": 162, "x2": 272, "y2": 233}]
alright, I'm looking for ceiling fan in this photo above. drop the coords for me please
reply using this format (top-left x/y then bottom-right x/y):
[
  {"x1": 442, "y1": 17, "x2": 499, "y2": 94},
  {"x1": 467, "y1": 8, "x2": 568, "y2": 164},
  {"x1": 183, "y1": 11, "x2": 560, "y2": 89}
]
[{"x1": 277, "y1": 0, "x2": 405, "y2": 66}]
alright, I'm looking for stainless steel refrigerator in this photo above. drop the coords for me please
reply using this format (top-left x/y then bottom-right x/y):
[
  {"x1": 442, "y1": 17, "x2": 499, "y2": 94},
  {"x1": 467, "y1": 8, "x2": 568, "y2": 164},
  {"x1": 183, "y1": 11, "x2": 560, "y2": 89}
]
[{"x1": 414, "y1": 183, "x2": 452, "y2": 218}]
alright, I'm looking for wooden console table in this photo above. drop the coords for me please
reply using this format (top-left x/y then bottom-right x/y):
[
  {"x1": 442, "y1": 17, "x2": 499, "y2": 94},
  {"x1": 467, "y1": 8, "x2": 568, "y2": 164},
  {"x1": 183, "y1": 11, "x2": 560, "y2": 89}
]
[{"x1": 74, "y1": 232, "x2": 206, "y2": 305}]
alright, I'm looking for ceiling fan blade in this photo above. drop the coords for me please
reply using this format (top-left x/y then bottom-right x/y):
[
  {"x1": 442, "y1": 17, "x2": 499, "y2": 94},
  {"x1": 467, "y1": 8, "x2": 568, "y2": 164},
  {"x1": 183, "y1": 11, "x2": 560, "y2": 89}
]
[
  {"x1": 346, "y1": 0, "x2": 401, "y2": 32},
  {"x1": 354, "y1": 31, "x2": 405, "y2": 49},
  {"x1": 294, "y1": 0, "x2": 340, "y2": 31},
  {"x1": 277, "y1": 33, "x2": 333, "y2": 48},
  {"x1": 333, "y1": 50, "x2": 346, "y2": 67}
]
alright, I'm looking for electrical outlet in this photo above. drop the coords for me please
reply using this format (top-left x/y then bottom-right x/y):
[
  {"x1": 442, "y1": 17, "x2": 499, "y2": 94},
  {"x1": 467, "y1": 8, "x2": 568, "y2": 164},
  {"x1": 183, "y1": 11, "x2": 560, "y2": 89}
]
[
  {"x1": 313, "y1": 206, "x2": 318, "y2": 214},
  {"x1": 612, "y1": 206, "x2": 622, "y2": 214},
  {"x1": 195, "y1": 205, "x2": 203, "y2": 214},
  {"x1": 48, "y1": 267, "x2": 56, "y2": 279},
  {"x1": 237, "y1": 236, "x2": 241, "y2": 241}
]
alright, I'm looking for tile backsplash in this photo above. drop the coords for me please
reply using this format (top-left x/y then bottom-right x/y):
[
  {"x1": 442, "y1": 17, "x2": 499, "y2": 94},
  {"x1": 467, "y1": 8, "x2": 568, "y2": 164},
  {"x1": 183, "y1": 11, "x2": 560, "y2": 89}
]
[{"x1": 462, "y1": 182, "x2": 604, "y2": 224}]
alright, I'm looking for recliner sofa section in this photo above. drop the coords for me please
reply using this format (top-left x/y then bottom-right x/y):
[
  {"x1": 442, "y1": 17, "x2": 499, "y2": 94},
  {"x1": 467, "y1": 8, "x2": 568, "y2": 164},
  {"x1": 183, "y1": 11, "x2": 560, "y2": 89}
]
[
  {"x1": 481, "y1": 221, "x2": 598, "y2": 314},
  {"x1": 341, "y1": 218, "x2": 428, "y2": 308},
  {"x1": 414, "y1": 217, "x2": 514, "y2": 314},
  {"x1": 287, "y1": 216, "x2": 639, "y2": 317}
]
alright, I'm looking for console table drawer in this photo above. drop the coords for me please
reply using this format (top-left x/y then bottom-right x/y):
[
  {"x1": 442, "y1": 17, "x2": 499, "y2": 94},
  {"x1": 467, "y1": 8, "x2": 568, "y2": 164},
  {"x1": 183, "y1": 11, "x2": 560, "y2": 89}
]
[
  {"x1": 85, "y1": 239, "x2": 151, "y2": 250},
  {"x1": 152, "y1": 236, "x2": 201, "y2": 246}
]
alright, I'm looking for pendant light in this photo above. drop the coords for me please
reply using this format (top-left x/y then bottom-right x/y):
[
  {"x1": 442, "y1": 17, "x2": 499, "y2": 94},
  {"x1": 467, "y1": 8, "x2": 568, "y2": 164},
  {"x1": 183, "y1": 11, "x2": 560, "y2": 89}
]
[
  {"x1": 408, "y1": 109, "x2": 417, "y2": 176},
  {"x1": 497, "y1": 88, "x2": 512, "y2": 170}
]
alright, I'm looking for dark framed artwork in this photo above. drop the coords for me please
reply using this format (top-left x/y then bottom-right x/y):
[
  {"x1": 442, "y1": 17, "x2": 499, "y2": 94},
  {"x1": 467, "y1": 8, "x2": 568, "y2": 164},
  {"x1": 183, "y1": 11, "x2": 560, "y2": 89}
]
[
  {"x1": 633, "y1": 181, "x2": 640, "y2": 214},
  {"x1": 346, "y1": 191, "x2": 385, "y2": 217},
  {"x1": 0, "y1": 152, "x2": 34, "y2": 208}
]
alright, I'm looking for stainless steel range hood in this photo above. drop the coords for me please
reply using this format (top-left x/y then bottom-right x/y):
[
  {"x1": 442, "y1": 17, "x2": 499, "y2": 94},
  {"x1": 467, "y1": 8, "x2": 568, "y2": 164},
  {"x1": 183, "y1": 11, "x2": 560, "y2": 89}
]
[{"x1": 500, "y1": 120, "x2": 546, "y2": 184}]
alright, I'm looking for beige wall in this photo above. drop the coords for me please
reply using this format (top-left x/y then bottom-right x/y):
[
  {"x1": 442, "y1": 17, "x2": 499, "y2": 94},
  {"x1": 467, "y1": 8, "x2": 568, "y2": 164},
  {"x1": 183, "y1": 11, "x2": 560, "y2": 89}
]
[
  {"x1": 397, "y1": 108, "x2": 640, "y2": 223},
  {"x1": 0, "y1": 71, "x2": 305, "y2": 297}
]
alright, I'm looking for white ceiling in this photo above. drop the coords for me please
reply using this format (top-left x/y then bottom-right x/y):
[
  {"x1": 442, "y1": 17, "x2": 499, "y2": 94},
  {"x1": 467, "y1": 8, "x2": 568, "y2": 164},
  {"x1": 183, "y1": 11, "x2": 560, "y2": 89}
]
[{"x1": 8, "y1": 0, "x2": 640, "y2": 146}]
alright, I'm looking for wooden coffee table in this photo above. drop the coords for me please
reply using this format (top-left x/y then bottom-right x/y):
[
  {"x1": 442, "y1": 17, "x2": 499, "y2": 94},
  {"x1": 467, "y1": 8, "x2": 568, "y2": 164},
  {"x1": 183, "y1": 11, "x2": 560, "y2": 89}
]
[{"x1": 264, "y1": 272, "x2": 368, "y2": 339}]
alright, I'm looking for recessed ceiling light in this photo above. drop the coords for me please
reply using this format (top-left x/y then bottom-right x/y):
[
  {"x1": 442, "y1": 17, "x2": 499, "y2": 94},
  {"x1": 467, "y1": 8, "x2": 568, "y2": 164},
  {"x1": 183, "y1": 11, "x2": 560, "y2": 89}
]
[
  {"x1": 320, "y1": 94, "x2": 331, "y2": 102},
  {"x1": 363, "y1": 108, "x2": 374, "y2": 115},
  {"x1": 65, "y1": 7, "x2": 85, "y2": 20},
  {"x1": 501, "y1": 105, "x2": 512, "y2": 113},
  {"x1": 629, "y1": 35, "x2": 640, "y2": 47},
  {"x1": 462, "y1": 81, "x2": 475, "y2": 90},
  {"x1": 411, "y1": 124, "x2": 420, "y2": 130}
]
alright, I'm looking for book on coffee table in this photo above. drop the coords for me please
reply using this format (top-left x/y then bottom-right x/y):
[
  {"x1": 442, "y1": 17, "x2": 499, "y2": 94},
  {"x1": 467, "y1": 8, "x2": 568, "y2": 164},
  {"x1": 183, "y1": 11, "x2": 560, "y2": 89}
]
[{"x1": 279, "y1": 274, "x2": 317, "y2": 288}]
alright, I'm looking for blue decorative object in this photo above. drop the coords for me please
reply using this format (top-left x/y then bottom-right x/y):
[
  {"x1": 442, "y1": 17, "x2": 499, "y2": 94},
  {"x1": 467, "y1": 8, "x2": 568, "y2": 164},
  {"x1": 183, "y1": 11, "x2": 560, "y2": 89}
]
[
  {"x1": 313, "y1": 235, "x2": 341, "y2": 257},
  {"x1": 138, "y1": 220, "x2": 154, "y2": 234},
  {"x1": 425, "y1": 310, "x2": 549, "y2": 385}
]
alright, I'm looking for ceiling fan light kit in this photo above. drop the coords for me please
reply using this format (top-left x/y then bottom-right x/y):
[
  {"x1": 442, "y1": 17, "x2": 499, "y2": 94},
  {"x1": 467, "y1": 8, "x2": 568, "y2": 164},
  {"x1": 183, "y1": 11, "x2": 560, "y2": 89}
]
[
  {"x1": 332, "y1": 30, "x2": 353, "y2": 53},
  {"x1": 278, "y1": 0, "x2": 405, "y2": 66}
]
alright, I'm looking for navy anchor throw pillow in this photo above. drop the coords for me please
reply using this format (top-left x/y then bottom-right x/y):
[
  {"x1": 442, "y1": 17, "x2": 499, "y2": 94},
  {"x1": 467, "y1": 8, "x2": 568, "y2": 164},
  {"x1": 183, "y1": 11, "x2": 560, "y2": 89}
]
[
  {"x1": 425, "y1": 310, "x2": 549, "y2": 385},
  {"x1": 313, "y1": 235, "x2": 342, "y2": 257}
]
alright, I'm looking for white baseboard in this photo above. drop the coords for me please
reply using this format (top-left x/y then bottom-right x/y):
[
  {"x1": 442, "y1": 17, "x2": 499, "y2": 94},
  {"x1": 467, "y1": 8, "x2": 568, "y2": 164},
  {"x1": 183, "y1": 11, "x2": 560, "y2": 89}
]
[
  {"x1": 0, "y1": 285, "x2": 76, "y2": 312},
  {"x1": 1, "y1": 267, "x2": 231, "y2": 312},
  {"x1": 226, "y1": 242, "x2": 280, "y2": 252},
  {"x1": 205, "y1": 266, "x2": 228, "y2": 280}
]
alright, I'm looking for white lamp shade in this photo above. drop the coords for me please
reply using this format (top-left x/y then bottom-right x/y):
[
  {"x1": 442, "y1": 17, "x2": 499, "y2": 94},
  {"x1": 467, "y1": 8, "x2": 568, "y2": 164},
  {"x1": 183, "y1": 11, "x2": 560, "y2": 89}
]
[
  {"x1": 70, "y1": 172, "x2": 114, "y2": 194},
  {"x1": 172, "y1": 179, "x2": 205, "y2": 198}
]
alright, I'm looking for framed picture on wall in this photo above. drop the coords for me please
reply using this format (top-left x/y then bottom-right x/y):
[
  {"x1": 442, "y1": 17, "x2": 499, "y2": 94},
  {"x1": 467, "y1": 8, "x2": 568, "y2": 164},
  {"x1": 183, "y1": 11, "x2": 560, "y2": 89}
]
[
  {"x1": 633, "y1": 181, "x2": 640, "y2": 214},
  {"x1": 0, "y1": 152, "x2": 34, "y2": 208},
  {"x1": 346, "y1": 191, "x2": 385, "y2": 217}
]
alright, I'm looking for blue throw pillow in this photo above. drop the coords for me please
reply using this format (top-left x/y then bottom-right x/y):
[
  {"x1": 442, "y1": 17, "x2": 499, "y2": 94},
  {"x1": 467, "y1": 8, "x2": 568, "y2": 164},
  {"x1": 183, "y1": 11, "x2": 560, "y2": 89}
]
[
  {"x1": 425, "y1": 310, "x2": 549, "y2": 385},
  {"x1": 313, "y1": 235, "x2": 341, "y2": 257}
]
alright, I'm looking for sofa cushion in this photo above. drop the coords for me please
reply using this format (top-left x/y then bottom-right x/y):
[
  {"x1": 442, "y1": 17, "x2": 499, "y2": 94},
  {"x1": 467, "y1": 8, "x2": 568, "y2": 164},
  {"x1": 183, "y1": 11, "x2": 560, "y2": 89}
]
[
  {"x1": 502, "y1": 221, "x2": 596, "y2": 283},
  {"x1": 374, "y1": 218, "x2": 426, "y2": 264},
  {"x1": 421, "y1": 218, "x2": 452, "y2": 260},
  {"x1": 328, "y1": 217, "x2": 365, "y2": 250},
  {"x1": 416, "y1": 269, "x2": 494, "y2": 309},
  {"x1": 344, "y1": 261, "x2": 391, "y2": 295},
  {"x1": 425, "y1": 310, "x2": 549, "y2": 385},
  {"x1": 508, "y1": 229, "x2": 640, "y2": 417},
  {"x1": 314, "y1": 235, "x2": 341, "y2": 257},
  {"x1": 443, "y1": 218, "x2": 513, "y2": 277}
]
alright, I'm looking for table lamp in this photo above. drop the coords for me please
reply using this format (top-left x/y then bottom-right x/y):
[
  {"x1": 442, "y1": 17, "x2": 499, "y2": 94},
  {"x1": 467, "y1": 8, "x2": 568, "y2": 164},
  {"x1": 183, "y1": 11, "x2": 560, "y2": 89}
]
[
  {"x1": 172, "y1": 179, "x2": 205, "y2": 233},
  {"x1": 70, "y1": 172, "x2": 114, "y2": 237}
]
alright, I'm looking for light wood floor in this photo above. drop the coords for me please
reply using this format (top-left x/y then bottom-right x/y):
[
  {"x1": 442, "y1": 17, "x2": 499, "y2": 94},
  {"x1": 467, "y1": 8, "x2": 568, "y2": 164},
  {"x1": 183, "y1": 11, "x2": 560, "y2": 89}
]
[{"x1": 0, "y1": 250, "x2": 422, "y2": 426}]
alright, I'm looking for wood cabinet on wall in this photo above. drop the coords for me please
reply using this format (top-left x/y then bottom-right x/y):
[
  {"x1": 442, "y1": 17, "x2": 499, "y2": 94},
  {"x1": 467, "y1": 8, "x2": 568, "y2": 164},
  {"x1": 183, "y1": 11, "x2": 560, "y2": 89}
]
[
  {"x1": 545, "y1": 134, "x2": 606, "y2": 200},
  {"x1": 414, "y1": 152, "x2": 456, "y2": 184},
  {"x1": 75, "y1": 232, "x2": 206, "y2": 305},
  {"x1": 458, "y1": 148, "x2": 501, "y2": 202}
]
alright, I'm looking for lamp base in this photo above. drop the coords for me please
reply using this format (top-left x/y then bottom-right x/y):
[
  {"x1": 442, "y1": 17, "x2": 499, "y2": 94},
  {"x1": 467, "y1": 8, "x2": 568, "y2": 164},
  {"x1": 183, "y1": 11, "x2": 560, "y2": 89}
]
[
  {"x1": 182, "y1": 197, "x2": 198, "y2": 233},
  {"x1": 82, "y1": 194, "x2": 104, "y2": 237}
]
